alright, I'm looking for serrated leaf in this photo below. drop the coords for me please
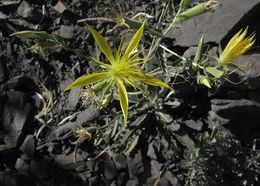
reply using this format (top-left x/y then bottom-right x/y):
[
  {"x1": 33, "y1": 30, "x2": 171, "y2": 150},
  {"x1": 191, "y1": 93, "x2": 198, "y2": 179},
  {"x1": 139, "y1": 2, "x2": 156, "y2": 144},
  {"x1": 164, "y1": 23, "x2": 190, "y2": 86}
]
[
  {"x1": 117, "y1": 80, "x2": 128, "y2": 127},
  {"x1": 205, "y1": 67, "x2": 224, "y2": 78},
  {"x1": 123, "y1": 22, "x2": 145, "y2": 57},
  {"x1": 65, "y1": 72, "x2": 110, "y2": 91},
  {"x1": 86, "y1": 24, "x2": 115, "y2": 64}
]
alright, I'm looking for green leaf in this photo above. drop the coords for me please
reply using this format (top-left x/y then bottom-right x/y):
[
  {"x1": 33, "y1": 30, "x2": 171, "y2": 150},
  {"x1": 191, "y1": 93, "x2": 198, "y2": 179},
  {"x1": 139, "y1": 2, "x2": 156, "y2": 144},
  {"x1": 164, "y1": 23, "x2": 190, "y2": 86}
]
[
  {"x1": 194, "y1": 35, "x2": 204, "y2": 65},
  {"x1": 205, "y1": 67, "x2": 224, "y2": 78},
  {"x1": 117, "y1": 79, "x2": 128, "y2": 127},
  {"x1": 10, "y1": 31, "x2": 52, "y2": 40},
  {"x1": 140, "y1": 75, "x2": 173, "y2": 90},
  {"x1": 86, "y1": 24, "x2": 115, "y2": 64},
  {"x1": 65, "y1": 72, "x2": 110, "y2": 91},
  {"x1": 123, "y1": 22, "x2": 145, "y2": 58}
]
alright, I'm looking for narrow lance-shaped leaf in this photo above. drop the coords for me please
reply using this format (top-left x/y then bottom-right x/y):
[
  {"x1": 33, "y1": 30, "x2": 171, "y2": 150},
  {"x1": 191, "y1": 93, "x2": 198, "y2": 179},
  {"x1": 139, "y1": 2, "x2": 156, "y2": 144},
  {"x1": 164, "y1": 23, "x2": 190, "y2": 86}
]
[
  {"x1": 10, "y1": 31, "x2": 53, "y2": 40},
  {"x1": 86, "y1": 24, "x2": 115, "y2": 64},
  {"x1": 117, "y1": 79, "x2": 128, "y2": 128},
  {"x1": 139, "y1": 75, "x2": 173, "y2": 90},
  {"x1": 65, "y1": 72, "x2": 110, "y2": 91},
  {"x1": 123, "y1": 22, "x2": 145, "y2": 58},
  {"x1": 205, "y1": 67, "x2": 224, "y2": 78}
]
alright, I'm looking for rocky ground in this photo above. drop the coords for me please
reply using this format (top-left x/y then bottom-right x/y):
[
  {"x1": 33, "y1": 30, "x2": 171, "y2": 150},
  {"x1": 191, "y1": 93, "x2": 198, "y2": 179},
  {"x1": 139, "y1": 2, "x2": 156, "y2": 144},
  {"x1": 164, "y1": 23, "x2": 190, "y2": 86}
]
[{"x1": 1, "y1": 0, "x2": 260, "y2": 186}]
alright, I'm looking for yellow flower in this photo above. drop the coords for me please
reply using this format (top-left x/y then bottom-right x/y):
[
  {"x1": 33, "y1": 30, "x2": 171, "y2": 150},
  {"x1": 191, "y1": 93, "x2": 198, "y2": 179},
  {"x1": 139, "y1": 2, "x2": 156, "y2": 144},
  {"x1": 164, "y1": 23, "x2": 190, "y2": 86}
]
[
  {"x1": 218, "y1": 27, "x2": 255, "y2": 65},
  {"x1": 65, "y1": 22, "x2": 172, "y2": 127}
]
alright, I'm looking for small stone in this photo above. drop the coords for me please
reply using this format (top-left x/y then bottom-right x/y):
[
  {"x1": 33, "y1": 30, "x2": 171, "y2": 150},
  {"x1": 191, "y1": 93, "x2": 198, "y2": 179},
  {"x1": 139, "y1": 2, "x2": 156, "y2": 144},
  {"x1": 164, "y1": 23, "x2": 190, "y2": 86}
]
[
  {"x1": 150, "y1": 160, "x2": 163, "y2": 179},
  {"x1": 15, "y1": 157, "x2": 30, "y2": 175},
  {"x1": 0, "y1": 60, "x2": 7, "y2": 82},
  {"x1": 51, "y1": 1, "x2": 81, "y2": 22},
  {"x1": 0, "y1": 170, "x2": 20, "y2": 186},
  {"x1": 113, "y1": 153, "x2": 127, "y2": 170},
  {"x1": 128, "y1": 150, "x2": 144, "y2": 178},
  {"x1": 103, "y1": 160, "x2": 117, "y2": 180},
  {"x1": 117, "y1": 172, "x2": 127, "y2": 186},
  {"x1": 126, "y1": 179, "x2": 139, "y2": 186},
  {"x1": 164, "y1": 171, "x2": 180, "y2": 186},
  {"x1": 59, "y1": 25, "x2": 74, "y2": 39},
  {"x1": 147, "y1": 143, "x2": 157, "y2": 160},
  {"x1": 65, "y1": 87, "x2": 81, "y2": 110},
  {"x1": 3, "y1": 90, "x2": 32, "y2": 147},
  {"x1": 183, "y1": 119, "x2": 203, "y2": 131},
  {"x1": 77, "y1": 106, "x2": 99, "y2": 124},
  {"x1": 19, "y1": 135, "x2": 35, "y2": 158},
  {"x1": 17, "y1": 1, "x2": 42, "y2": 22},
  {"x1": 30, "y1": 159, "x2": 49, "y2": 179}
]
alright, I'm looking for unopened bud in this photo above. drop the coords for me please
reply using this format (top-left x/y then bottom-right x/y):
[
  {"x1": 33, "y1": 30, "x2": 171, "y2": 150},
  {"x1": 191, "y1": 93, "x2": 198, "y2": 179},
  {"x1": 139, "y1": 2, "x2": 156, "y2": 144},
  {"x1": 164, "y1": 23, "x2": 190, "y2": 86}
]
[
  {"x1": 176, "y1": 0, "x2": 219, "y2": 22},
  {"x1": 197, "y1": 76, "x2": 211, "y2": 88}
]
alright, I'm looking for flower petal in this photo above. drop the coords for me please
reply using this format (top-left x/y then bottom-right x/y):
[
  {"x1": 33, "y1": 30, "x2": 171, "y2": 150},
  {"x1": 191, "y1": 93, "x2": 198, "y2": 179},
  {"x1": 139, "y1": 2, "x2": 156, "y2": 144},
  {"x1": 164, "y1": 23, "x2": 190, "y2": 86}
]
[
  {"x1": 86, "y1": 24, "x2": 115, "y2": 64},
  {"x1": 65, "y1": 72, "x2": 110, "y2": 91},
  {"x1": 123, "y1": 22, "x2": 145, "y2": 58},
  {"x1": 117, "y1": 79, "x2": 128, "y2": 127}
]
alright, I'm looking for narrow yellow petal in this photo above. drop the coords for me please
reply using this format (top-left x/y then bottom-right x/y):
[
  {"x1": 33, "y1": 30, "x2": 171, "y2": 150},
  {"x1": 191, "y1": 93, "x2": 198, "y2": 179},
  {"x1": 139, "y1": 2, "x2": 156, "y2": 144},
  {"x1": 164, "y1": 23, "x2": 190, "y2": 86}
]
[
  {"x1": 86, "y1": 24, "x2": 115, "y2": 64},
  {"x1": 65, "y1": 72, "x2": 110, "y2": 91},
  {"x1": 117, "y1": 80, "x2": 128, "y2": 127},
  {"x1": 123, "y1": 22, "x2": 145, "y2": 58}
]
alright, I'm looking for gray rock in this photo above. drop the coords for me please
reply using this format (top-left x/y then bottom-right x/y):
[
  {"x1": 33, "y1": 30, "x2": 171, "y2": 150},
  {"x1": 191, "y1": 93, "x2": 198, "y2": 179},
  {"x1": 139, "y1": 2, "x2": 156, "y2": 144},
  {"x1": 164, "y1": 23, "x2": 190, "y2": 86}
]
[
  {"x1": 77, "y1": 106, "x2": 99, "y2": 124},
  {"x1": 113, "y1": 153, "x2": 127, "y2": 170},
  {"x1": 166, "y1": 0, "x2": 260, "y2": 46},
  {"x1": 229, "y1": 54, "x2": 260, "y2": 89},
  {"x1": 150, "y1": 160, "x2": 163, "y2": 179},
  {"x1": 103, "y1": 160, "x2": 117, "y2": 180},
  {"x1": 30, "y1": 159, "x2": 49, "y2": 179},
  {"x1": 208, "y1": 99, "x2": 260, "y2": 143},
  {"x1": 19, "y1": 135, "x2": 35, "y2": 158},
  {"x1": 128, "y1": 150, "x2": 144, "y2": 178},
  {"x1": 51, "y1": 1, "x2": 81, "y2": 22},
  {"x1": 183, "y1": 119, "x2": 203, "y2": 131},
  {"x1": 126, "y1": 179, "x2": 139, "y2": 186},
  {"x1": 117, "y1": 172, "x2": 127, "y2": 185},
  {"x1": 65, "y1": 87, "x2": 81, "y2": 111},
  {"x1": 0, "y1": 60, "x2": 7, "y2": 82},
  {"x1": 3, "y1": 90, "x2": 32, "y2": 147},
  {"x1": 163, "y1": 171, "x2": 180, "y2": 186},
  {"x1": 15, "y1": 157, "x2": 30, "y2": 175},
  {"x1": 17, "y1": 1, "x2": 42, "y2": 23},
  {"x1": 59, "y1": 25, "x2": 74, "y2": 39},
  {"x1": 147, "y1": 143, "x2": 157, "y2": 160},
  {"x1": 0, "y1": 170, "x2": 20, "y2": 186}
]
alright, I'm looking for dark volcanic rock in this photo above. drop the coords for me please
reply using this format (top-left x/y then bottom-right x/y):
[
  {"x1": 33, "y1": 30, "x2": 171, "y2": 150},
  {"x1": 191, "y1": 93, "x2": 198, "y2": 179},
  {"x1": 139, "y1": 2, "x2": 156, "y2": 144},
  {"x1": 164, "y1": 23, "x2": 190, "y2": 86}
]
[
  {"x1": 59, "y1": 25, "x2": 74, "y2": 39},
  {"x1": 127, "y1": 150, "x2": 144, "y2": 178},
  {"x1": 0, "y1": 60, "x2": 7, "y2": 83},
  {"x1": 30, "y1": 159, "x2": 49, "y2": 180},
  {"x1": 3, "y1": 90, "x2": 32, "y2": 147},
  {"x1": 0, "y1": 170, "x2": 20, "y2": 186},
  {"x1": 65, "y1": 87, "x2": 81, "y2": 111},
  {"x1": 112, "y1": 153, "x2": 127, "y2": 170},
  {"x1": 17, "y1": 1, "x2": 42, "y2": 23},
  {"x1": 229, "y1": 54, "x2": 260, "y2": 89},
  {"x1": 103, "y1": 160, "x2": 117, "y2": 180},
  {"x1": 15, "y1": 157, "x2": 30, "y2": 176},
  {"x1": 19, "y1": 135, "x2": 35, "y2": 158}
]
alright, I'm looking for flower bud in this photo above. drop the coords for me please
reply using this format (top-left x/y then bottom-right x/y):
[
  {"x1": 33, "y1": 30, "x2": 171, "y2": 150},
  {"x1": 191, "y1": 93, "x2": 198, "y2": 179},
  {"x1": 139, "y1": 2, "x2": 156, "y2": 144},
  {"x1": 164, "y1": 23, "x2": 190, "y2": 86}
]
[{"x1": 176, "y1": 0, "x2": 219, "y2": 22}]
